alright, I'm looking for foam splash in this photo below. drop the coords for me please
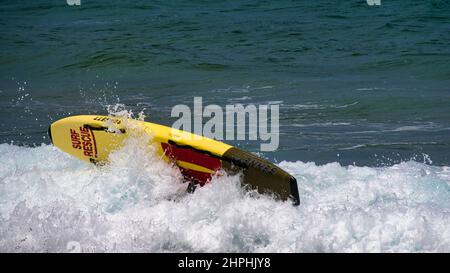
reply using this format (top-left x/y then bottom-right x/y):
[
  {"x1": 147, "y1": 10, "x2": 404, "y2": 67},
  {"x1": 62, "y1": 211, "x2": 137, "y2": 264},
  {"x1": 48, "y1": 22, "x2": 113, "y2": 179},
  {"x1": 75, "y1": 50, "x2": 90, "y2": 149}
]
[{"x1": 1, "y1": 139, "x2": 450, "y2": 252}]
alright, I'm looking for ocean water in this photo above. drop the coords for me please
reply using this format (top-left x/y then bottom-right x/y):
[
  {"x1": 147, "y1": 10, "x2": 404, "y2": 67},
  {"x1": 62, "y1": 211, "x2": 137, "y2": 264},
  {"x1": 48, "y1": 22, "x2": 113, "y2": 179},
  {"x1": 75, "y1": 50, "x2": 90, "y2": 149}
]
[
  {"x1": 1, "y1": 139, "x2": 450, "y2": 252},
  {"x1": 1, "y1": 0, "x2": 450, "y2": 252}
]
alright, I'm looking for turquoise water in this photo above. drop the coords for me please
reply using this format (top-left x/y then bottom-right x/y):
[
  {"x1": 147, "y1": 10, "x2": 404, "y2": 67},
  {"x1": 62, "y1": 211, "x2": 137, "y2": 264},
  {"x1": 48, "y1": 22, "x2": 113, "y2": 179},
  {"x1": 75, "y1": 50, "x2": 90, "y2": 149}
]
[
  {"x1": 1, "y1": 1, "x2": 450, "y2": 252},
  {"x1": 1, "y1": 0, "x2": 450, "y2": 165}
]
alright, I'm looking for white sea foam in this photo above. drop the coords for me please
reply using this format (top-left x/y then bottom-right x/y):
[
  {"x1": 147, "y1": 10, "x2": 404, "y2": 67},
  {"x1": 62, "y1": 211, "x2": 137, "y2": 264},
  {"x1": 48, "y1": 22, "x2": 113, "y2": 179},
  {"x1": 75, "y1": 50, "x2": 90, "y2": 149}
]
[{"x1": 1, "y1": 140, "x2": 449, "y2": 252}]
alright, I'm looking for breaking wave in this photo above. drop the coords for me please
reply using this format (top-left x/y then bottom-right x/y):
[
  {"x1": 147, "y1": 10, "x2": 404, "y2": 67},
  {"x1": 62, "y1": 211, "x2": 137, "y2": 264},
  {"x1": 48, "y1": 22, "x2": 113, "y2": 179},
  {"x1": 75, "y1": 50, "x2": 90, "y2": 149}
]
[{"x1": 1, "y1": 138, "x2": 449, "y2": 252}]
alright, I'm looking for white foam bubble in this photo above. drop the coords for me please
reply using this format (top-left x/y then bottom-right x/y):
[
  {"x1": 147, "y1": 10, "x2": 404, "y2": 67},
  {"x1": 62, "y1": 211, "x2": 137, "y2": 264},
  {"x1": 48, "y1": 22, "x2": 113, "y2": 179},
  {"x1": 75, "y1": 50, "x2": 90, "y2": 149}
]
[{"x1": 1, "y1": 143, "x2": 449, "y2": 252}]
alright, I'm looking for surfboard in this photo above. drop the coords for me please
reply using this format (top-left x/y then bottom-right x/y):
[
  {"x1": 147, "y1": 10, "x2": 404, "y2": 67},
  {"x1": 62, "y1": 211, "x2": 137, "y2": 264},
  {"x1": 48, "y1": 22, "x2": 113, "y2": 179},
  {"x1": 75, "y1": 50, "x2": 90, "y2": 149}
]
[{"x1": 48, "y1": 115, "x2": 300, "y2": 205}]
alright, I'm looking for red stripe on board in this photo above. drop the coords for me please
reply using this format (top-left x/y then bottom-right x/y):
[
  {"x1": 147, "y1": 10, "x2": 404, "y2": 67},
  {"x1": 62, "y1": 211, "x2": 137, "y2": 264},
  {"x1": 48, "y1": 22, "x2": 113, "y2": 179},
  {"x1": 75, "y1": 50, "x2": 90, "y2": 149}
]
[
  {"x1": 161, "y1": 142, "x2": 222, "y2": 171},
  {"x1": 179, "y1": 167, "x2": 214, "y2": 186},
  {"x1": 161, "y1": 142, "x2": 222, "y2": 185}
]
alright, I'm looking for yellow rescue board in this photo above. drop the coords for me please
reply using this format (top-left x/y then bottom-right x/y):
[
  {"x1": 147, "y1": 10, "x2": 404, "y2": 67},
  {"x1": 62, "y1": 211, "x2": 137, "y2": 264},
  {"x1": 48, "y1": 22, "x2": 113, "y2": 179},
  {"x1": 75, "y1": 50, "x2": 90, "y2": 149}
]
[{"x1": 49, "y1": 115, "x2": 299, "y2": 205}]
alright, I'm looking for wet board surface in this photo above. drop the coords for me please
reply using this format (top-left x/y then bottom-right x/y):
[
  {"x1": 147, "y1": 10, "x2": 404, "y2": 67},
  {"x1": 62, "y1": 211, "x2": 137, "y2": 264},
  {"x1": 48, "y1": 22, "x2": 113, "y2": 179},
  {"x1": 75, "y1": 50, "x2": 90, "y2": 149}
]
[{"x1": 49, "y1": 115, "x2": 300, "y2": 205}]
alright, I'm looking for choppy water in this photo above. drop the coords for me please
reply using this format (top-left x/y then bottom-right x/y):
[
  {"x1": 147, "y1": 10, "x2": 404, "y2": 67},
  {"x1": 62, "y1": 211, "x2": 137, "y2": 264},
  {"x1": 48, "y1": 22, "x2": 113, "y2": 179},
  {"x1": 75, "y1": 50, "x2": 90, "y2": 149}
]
[
  {"x1": 1, "y1": 139, "x2": 450, "y2": 252},
  {"x1": 1, "y1": 0, "x2": 450, "y2": 252}
]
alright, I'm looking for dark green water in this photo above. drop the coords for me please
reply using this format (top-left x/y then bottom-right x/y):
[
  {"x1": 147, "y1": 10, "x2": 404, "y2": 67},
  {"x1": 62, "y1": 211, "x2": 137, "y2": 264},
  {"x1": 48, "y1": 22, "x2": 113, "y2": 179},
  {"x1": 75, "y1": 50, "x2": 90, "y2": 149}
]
[{"x1": 1, "y1": 0, "x2": 450, "y2": 166}]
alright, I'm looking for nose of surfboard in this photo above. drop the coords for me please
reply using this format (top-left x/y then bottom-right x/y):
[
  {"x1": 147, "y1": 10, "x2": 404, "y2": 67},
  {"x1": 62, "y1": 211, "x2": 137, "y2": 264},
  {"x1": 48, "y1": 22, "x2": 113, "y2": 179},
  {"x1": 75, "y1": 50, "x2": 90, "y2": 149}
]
[
  {"x1": 48, "y1": 115, "x2": 128, "y2": 164},
  {"x1": 49, "y1": 115, "x2": 300, "y2": 205}
]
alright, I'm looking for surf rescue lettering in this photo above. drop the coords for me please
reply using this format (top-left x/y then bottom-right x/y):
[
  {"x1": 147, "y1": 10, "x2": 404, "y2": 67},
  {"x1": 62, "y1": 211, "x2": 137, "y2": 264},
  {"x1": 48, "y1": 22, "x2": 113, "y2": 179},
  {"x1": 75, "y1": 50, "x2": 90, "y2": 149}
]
[
  {"x1": 70, "y1": 129, "x2": 81, "y2": 149},
  {"x1": 70, "y1": 127, "x2": 97, "y2": 158}
]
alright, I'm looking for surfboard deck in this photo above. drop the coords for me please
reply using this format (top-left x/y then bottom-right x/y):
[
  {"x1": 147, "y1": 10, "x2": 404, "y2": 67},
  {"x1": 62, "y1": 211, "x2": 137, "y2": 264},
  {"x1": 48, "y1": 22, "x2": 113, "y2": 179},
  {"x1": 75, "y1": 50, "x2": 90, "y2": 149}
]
[{"x1": 48, "y1": 115, "x2": 300, "y2": 205}]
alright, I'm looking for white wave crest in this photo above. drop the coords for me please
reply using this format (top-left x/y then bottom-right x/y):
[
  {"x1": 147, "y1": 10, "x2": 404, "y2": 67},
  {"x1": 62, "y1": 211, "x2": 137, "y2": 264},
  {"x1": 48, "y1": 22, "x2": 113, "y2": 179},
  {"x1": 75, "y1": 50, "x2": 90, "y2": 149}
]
[{"x1": 0, "y1": 142, "x2": 450, "y2": 252}]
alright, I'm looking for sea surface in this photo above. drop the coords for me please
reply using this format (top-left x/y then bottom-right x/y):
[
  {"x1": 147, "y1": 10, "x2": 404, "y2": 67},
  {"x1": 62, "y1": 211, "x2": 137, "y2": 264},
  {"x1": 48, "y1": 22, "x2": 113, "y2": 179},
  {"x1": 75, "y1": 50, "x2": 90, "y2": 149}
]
[{"x1": 1, "y1": 0, "x2": 450, "y2": 252}]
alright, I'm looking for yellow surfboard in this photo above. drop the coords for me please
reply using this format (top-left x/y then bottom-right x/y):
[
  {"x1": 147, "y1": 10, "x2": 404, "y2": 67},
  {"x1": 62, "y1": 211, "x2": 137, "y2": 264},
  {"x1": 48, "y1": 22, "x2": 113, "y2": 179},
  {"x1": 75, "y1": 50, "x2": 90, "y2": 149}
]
[{"x1": 49, "y1": 115, "x2": 299, "y2": 205}]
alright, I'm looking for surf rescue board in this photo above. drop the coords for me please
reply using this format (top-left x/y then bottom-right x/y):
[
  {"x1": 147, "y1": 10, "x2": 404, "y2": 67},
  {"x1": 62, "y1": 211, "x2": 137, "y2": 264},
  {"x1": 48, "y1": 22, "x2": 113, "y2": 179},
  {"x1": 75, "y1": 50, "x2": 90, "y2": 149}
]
[{"x1": 48, "y1": 115, "x2": 300, "y2": 205}]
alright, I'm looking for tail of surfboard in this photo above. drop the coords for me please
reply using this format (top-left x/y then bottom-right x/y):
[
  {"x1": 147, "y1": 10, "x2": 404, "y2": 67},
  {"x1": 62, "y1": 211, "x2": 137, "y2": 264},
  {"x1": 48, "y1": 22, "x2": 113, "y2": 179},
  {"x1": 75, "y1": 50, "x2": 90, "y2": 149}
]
[{"x1": 48, "y1": 115, "x2": 300, "y2": 205}]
